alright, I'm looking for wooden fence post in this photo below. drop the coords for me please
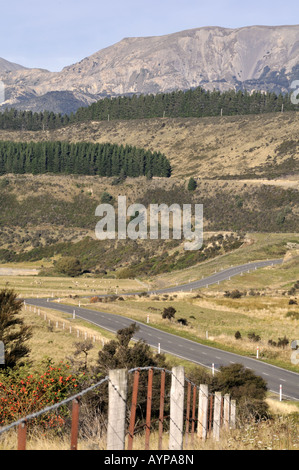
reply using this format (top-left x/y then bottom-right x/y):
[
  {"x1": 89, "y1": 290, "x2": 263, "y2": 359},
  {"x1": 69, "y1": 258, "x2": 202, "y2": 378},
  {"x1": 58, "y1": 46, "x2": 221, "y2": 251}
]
[
  {"x1": 197, "y1": 384, "x2": 209, "y2": 441},
  {"x1": 18, "y1": 421, "x2": 27, "y2": 450},
  {"x1": 107, "y1": 369, "x2": 128, "y2": 451},
  {"x1": 70, "y1": 399, "x2": 80, "y2": 450},
  {"x1": 169, "y1": 366, "x2": 185, "y2": 451},
  {"x1": 145, "y1": 368, "x2": 153, "y2": 450},
  {"x1": 128, "y1": 369, "x2": 140, "y2": 451},
  {"x1": 213, "y1": 392, "x2": 222, "y2": 442}
]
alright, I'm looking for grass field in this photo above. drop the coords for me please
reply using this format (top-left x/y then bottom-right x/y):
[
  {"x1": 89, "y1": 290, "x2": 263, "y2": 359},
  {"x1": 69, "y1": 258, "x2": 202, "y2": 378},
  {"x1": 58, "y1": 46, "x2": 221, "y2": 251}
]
[
  {"x1": 0, "y1": 112, "x2": 298, "y2": 179},
  {"x1": 0, "y1": 275, "x2": 142, "y2": 298},
  {"x1": 63, "y1": 290, "x2": 299, "y2": 372},
  {"x1": 1, "y1": 231, "x2": 298, "y2": 372}
]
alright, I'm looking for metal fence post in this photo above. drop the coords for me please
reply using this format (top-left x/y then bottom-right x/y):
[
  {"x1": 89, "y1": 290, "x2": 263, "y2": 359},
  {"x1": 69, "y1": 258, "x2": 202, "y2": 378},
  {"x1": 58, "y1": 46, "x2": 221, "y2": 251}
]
[
  {"x1": 169, "y1": 366, "x2": 185, "y2": 451},
  {"x1": 107, "y1": 369, "x2": 128, "y2": 451},
  {"x1": 145, "y1": 368, "x2": 153, "y2": 450}
]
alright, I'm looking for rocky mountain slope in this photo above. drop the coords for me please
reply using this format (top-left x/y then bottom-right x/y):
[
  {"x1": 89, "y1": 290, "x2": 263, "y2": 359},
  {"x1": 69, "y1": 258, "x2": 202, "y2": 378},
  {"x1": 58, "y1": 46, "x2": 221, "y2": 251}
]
[
  {"x1": 1, "y1": 25, "x2": 299, "y2": 113},
  {"x1": 0, "y1": 58, "x2": 27, "y2": 74}
]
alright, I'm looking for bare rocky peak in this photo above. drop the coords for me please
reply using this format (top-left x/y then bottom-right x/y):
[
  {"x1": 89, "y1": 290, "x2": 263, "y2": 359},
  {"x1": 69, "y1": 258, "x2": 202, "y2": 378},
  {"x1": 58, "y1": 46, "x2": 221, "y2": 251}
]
[
  {"x1": 0, "y1": 57, "x2": 27, "y2": 73},
  {"x1": 1, "y1": 25, "x2": 299, "y2": 113}
]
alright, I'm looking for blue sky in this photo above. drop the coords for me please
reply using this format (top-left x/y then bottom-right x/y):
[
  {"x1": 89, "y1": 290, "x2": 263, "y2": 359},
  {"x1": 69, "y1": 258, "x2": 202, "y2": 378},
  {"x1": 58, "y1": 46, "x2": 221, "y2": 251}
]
[{"x1": 1, "y1": 0, "x2": 299, "y2": 71}]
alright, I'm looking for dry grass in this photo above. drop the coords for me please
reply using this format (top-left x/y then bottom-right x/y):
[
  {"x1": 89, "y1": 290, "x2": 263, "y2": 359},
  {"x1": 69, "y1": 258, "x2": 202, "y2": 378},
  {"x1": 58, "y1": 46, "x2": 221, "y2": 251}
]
[
  {"x1": 0, "y1": 274, "x2": 142, "y2": 298},
  {"x1": 20, "y1": 306, "x2": 113, "y2": 367},
  {"x1": 1, "y1": 416, "x2": 298, "y2": 450},
  {"x1": 74, "y1": 287, "x2": 299, "y2": 371},
  {"x1": 0, "y1": 113, "x2": 298, "y2": 178},
  {"x1": 153, "y1": 233, "x2": 299, "y2": 289}
]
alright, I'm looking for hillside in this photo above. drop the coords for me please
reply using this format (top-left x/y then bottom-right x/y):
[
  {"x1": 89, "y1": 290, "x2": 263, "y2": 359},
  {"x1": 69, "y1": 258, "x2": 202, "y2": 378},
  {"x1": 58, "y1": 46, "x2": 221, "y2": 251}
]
[
  {"x1": 0, "y1": 58, "x2": 27, "y2": 74},
  {"x1": 1, "y1": 25, "x2": 299, "y2": 113},
  {"x1": 0, "y1": 112, "x2": 297, "y2": 277},
  {"x1": 0, "y1": 112, "x2": 298, "y2": 178},
  {"x1": 0, "y1": 172, "x2": 298, "y2": 276}
]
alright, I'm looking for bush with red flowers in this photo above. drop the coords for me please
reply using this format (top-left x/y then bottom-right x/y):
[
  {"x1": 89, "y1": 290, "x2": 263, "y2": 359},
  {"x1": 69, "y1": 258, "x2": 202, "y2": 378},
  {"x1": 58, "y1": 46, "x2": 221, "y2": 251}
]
[{"x1": 0, "y1": 360, "x2": 81, "y2": 429}]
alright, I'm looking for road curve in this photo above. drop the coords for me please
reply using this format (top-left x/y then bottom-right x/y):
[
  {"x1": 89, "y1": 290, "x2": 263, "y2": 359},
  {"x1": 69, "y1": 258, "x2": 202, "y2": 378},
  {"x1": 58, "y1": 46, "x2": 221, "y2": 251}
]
[{"x1": 25, "y1": 258, "x2": 299, "y2": 401}]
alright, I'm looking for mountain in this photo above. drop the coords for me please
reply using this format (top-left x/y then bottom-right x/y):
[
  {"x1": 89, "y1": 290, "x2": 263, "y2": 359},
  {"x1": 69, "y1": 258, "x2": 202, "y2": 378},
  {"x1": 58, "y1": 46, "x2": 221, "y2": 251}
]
[
  {"x1": 1, "y1": 25, "x2": 299, "y2": 114},
  {"x1": 0, "y1": 58, "x2": 27, "y2": 74}
]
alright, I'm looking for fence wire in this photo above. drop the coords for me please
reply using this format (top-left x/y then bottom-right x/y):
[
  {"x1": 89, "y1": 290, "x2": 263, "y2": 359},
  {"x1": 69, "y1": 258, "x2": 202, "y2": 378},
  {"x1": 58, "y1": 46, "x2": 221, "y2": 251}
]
[{"x1": 0, "y1": 365, "x2": 225, "y2": 450}]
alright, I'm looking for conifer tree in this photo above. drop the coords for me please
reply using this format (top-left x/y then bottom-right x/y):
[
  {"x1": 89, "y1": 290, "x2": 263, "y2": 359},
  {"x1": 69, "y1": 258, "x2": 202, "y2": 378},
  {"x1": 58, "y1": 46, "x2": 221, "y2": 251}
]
[{"x1": 0, "y1": 288, "x2": 32, "y2": 369}]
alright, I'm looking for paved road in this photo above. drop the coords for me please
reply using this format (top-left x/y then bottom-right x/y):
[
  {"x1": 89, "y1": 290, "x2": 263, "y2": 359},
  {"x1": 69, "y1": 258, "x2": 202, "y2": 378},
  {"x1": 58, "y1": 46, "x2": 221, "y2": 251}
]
[
  {"x1": 147, "y1": 258, "x2": 284, "y2": 294},
  {"x1": 25, "y1": 258, "x2": 299, "y2": 401}
]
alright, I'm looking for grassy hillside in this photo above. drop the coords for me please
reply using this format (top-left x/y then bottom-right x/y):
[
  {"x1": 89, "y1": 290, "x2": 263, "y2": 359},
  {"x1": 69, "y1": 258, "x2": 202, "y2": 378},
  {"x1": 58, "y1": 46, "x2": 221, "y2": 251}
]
[
  {"x1": 0, "y1": 112, "x2": 298, "y2": 178},
  {"x1": 0, "y1": 112, "x2": 297, "y2": 276},
  {"x1": 0, "y1": 173, "x2": 297, "y2": 276}
]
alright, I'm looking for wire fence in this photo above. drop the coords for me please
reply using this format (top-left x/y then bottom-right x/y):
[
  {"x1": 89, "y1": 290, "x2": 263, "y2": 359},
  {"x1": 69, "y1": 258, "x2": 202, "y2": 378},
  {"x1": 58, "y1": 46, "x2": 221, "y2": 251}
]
[
  {"x1": 0, "y1": 366, "x2": 236, "y2": 450},
  {"x1": 23, "y1": 302, "x2": 107, "y2": 346}
]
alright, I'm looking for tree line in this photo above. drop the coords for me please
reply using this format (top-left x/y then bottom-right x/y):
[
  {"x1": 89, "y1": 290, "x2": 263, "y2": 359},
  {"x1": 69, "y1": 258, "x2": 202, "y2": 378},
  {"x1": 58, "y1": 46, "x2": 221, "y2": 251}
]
[
  {"x1": 0, "y1": 141, "x2": 171, "y2": 177},
  {"x1": 0, "y1": 87, "x2": 297, "y2": 131}
]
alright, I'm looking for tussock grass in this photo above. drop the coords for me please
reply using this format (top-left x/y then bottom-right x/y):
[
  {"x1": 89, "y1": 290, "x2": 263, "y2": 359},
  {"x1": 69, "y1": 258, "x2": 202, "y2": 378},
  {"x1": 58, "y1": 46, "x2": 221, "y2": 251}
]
[
  {"x1": 0, "y1": 113, "x2": 298, "y2": 178},
  {"x1": 1, "y1": 417, "x2": 298, "y2": 450}
]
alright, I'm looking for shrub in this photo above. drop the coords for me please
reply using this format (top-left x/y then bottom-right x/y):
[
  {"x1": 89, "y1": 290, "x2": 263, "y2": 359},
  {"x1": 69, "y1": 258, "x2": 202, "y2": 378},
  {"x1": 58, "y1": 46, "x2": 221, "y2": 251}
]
[
  {"x1": 224, "y1": 290, "x2": 243, "y2": 299},
  {"x1": 177, "y1": 318, "x2": 188, "y2": 326},
  {"x1": 0, "y1": 361, "x2": 80, "y2": 427},
  {"x1": 212, "y1": 363, "x2": 269, "y2": 421},
  {"x1": 248, "y1": 332, "x2": 261, "y2": 342},
  {"x1": 0, "y1": 288, "x2": 32, "y2": 369},
  {"x1": 55, "y1": 257, "x2": 82, "y2": 277},
  {"x1": 187, "y1": 177, "x2": 197, "y2": 191},
  {"x1": 235, "y1": 331, "x2": 242, "y2": 340},
  {"x1": 100, "y1": 192, "x2": 113, "y2": 204},
  {"x1": 277, "y1": 336, "x2": 289, "y2": 349},
  {"x1": 162, "y1": 307, "x2": 176, "y2": 320},
  {"x1": 286, "y1": 311, "x2": 299, "y2": 320}
]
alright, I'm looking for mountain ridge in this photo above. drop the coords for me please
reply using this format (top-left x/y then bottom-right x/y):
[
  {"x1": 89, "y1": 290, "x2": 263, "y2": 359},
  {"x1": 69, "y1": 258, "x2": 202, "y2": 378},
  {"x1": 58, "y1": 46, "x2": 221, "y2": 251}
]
[{"x1": 1, "y1": 24, "x2": 299, "y2": 113}]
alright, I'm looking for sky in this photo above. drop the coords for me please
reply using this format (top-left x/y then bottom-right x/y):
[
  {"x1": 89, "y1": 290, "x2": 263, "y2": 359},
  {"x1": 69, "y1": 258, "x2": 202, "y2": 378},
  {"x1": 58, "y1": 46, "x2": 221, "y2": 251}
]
[{"x1": 1, "y1": 0, "x2": 299, "y2": 71}]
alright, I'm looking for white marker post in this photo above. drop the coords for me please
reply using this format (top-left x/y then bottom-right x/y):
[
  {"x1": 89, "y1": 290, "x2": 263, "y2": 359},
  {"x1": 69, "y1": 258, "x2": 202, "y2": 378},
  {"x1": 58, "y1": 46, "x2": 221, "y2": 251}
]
[
  {"x1": 212, "y1": 363, "x2": 215, "y2": 376},
  {"x1": 147, "y1": 314, "x2": 150, "y2": 324},
  {"x1": 257, "y1": 346, "x2": 259, "y2": 359},
  {"x1": 158, "y1": 343, "x2": 161, "y2": 354},
  {"x1": 280, "y1": 384, "x2": 283, "y2": 402}
]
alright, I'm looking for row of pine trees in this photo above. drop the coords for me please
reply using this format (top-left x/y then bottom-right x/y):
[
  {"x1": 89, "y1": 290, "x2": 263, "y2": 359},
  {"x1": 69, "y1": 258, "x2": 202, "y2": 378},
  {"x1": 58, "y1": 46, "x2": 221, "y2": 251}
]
[
  {"x1": 0, "y1": 87, "x2": 297, "y2": 131},
  {"x1": 0, "y1": 141, "x2": 171, "y2": 177}
]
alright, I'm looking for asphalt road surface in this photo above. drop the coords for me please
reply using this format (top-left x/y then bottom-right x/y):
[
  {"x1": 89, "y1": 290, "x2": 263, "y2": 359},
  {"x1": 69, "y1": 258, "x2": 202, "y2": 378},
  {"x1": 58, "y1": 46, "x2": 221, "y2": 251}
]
[{"x1": 26, "y1": 258, "x2": 299, "y2": 400}]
